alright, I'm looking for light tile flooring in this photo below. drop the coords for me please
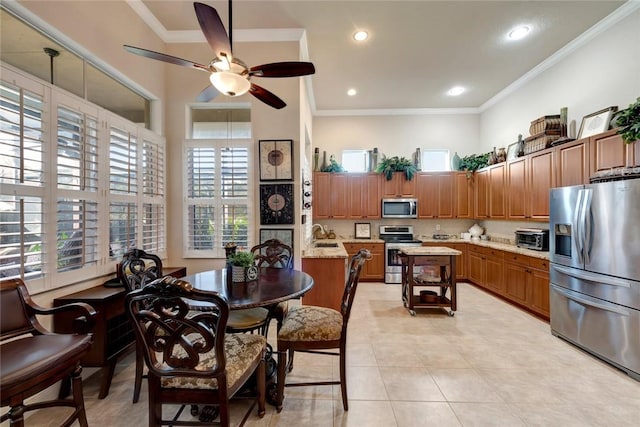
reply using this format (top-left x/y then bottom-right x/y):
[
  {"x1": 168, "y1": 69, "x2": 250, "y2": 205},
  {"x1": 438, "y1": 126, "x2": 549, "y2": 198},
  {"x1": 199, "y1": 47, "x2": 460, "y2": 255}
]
[{"x1": 23, "y1": 282, "x2": 640, "y2": 426}]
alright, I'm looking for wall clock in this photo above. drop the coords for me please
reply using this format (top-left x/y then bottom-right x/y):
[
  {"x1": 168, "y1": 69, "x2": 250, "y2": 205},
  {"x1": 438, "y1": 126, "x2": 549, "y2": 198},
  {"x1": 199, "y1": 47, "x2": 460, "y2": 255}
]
[
  {"x1": 259, "y1": 139, "x2": 293, "y2": 181},
  {"x1": 260, "y1": 184, "x2": 294, "y2": 225}
]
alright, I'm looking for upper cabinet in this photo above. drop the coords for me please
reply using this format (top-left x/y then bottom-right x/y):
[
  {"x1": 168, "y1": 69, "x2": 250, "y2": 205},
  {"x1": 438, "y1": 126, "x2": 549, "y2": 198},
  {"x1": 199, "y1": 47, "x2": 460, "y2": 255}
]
[
  {"x1": 488, "y1": 163, "x2": 506, "y2": 219},
  {"x1": 554, "y1": 137, "x2": 590, "y2": 187},
  {"x1": 381, "y1": 172, "x2": 416, "y2": 198},
  {"x1": 348, "y1": 173, "x2": 381, "y2": 219},
  {"x1": 507, "y1": 148, "x2": 553, "y2": 222},
  {"x1": 416, "y1": 173, "x2": 454, "y2": 219},
  {"x1": 313, "y1": 172, "x2": 379, "y2": 219},
  {"x1": 474, "y1": 169, "x2": 489, "y2": 219},
  {"x1": 454, "y1": 172, "x2": 473, "y2": 218}
]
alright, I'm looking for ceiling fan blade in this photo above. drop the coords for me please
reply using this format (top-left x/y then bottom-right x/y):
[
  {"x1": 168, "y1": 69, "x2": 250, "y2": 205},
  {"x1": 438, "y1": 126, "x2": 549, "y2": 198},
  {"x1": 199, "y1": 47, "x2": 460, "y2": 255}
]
[
  {"x1": 250, "y1": 62, "x2": 316, "y2": 78},
  {"x1": 194, "y1": 2, "x2": 232, "y2": 59},
  {"x1": 123, "y1": 45, "x2": 209, "y2": 72},
  {"x1": 249, "y1": 84, "x2": 286, "y2": 109},
  {"x1": 196, "y1": 85, "x2": 219, "y2": 103}
]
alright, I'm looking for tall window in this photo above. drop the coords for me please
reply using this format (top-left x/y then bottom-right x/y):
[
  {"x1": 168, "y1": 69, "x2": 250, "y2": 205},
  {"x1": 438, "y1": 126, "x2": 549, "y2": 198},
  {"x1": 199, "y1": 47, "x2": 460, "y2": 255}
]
[
  {"x1": 421, "y1": 149, "x2": 451, "y2": 171},
  {"x1": 342, "y1": 150, "x2": 368, "y2": 172},
  {"x1": 1, "y1": 66, "x2": 165, "y2": 293},
  {"x1": 185, "y1": 107, "x2": 252, "y2": 257}
]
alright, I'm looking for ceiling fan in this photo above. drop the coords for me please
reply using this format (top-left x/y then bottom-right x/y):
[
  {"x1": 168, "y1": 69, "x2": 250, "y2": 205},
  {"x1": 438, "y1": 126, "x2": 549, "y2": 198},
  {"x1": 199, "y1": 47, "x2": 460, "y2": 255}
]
[{"x1": 124, "y1": 1, "x2": 315, "y2": 109}]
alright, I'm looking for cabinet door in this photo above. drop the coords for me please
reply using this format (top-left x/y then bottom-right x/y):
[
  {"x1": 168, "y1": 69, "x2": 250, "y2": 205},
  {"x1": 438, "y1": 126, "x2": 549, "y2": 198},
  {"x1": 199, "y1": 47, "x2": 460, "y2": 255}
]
[
  {"x1": 627, "y1": 138, "x2": 640, "y2": 167},
  {"x1": 364, "y1": 243, "x2": 385, "y2": 281},
  {"x1": 313, "y1": 173, "x2": 331, "y2": 219},
  {"x1": 507, "y1": 158, "x2": 527, "y2": 219},
  {"x1": 529, "y1": 267, "x2": 550, "y2": 318},
  {"x1": 504, "y1": 262, "x2": 528, "y2": 305},
  {"x1": 528, "y1": 149, "x2": 553, "y2": 221},
  {"x1": 330, "y1": 174, "x2": 348, "y2": 218},
  {"x1": 455, "y1": 172, "x2": 473, "y2": 218},
  {"x1": 474, "y1": 169, "x2": 489, "y2": 218},
  {"x1": 437, "y1": 173, "x2": 455, "y2": 218},
  {"x1": 485, "y1": 250, "x2": 504, "y2": 294},
  {"x1": 348, "y1": 174, "x2": 365, "y2": 218},
  {"x1": 416, "y1": 173, "x2": 437, "y2": 218},
  {"x1": 489, "y1": 164, "x2": 506, "y2": 219},
  {"x1": 467, "y1": 249, "x2": 485, "y2": 286},
  {"x1": 591, "y1": 131, "x2": 626, "y2": 173},
  {"x1": 363, "y1": 174, "x2": 381, "y2": 218},
  {"x1": 382, "y1": 172, "x2": 416, "y2": 197},
  {"x1": 554, "y1": 138, "x2": 589, "y2": 187}
]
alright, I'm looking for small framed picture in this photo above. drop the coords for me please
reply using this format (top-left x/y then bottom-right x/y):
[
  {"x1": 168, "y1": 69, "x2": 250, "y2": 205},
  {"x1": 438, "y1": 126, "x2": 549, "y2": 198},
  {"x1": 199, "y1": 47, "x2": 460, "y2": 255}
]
[
  {"x1": 577, "y1": 106, "x2": 617, "y2": 139},
  {"x1": 354, "y1": 223, "x2": 371, "y2": 239},
  {"x1": 259, "y1": 139, "x2": 293, "y2": 181},
  {"x1": 506, "y1": 142, "x2": 519, "y2": 161}
]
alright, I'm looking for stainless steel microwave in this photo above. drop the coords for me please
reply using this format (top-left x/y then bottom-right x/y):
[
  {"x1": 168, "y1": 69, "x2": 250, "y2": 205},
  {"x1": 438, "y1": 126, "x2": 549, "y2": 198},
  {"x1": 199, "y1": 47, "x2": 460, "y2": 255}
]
[{"x1": 381, "y1": 198, "x2": 418, "y2": 219}]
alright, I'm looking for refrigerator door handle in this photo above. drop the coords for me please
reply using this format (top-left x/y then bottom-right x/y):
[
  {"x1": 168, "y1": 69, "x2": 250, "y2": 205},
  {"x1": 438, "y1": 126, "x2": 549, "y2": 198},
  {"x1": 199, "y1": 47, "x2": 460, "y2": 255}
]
[
  {"x1": 583, "y1": 189, "x2": 593, "y2": 265},
  {"x1": 551, "y1": 265, "x2": 632, "y2": 288},
  {"x1": 551, "y1": 284, "x2": 630, "y2": 316},
  {"x1": 574, "y1": 190, "x2": 585, "y2": 265}
]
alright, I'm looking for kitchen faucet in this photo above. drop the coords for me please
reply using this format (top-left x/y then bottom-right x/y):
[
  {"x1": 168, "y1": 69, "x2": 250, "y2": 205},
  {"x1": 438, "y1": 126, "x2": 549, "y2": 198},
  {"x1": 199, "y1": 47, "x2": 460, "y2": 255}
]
[{"x1": 311, "y1": 224, "x2": 327, "y2": 241}]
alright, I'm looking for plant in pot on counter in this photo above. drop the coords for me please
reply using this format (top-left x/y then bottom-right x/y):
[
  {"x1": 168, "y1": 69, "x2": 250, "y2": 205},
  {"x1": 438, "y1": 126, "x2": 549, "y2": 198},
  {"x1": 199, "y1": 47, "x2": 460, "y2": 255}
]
[
  {"x1": 375, "y1": 155, "x2": 417, "y2": 181},
  {"x1": 227, "y1": 251, "x2": 258, "y2": 282},
  {"x1": 616, "y1": 97, "x2": 640, "y2": 144}
]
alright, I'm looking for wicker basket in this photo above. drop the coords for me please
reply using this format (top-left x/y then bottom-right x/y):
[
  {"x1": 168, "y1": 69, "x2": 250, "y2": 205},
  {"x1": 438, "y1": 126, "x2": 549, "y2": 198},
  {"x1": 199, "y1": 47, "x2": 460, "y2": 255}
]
[
  {"x1": 529, "y1": 115, "x2": 561, "y2": 135},
  {"x1": 524, "y1": 131, "x2": 561, "y2": 154}
]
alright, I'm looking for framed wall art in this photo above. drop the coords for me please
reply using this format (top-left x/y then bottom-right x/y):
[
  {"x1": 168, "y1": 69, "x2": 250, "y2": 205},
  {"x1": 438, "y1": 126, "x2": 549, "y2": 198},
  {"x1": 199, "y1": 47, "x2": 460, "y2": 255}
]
[
  {"x1": 577, "y1": 106, "x2": 617, "y2": 139},
  {"x1": 259, "y1": 139, "x2": 293, "y2": 181},
  {"x1": 355, "y1": 223, "x2": 371, "y2": 239},
  {"x1": 259, "y1": 228, "x2": 294, "y2": 250},
  {"x1": 259, "y1": 183, "x2": 294, "y2": 225}
]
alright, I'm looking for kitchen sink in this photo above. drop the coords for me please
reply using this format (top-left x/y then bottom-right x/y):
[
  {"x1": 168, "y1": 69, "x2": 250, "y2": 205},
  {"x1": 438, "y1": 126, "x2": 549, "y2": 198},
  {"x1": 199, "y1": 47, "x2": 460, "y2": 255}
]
[{"x1": 314, "y1": 242, "x2": 339, "y2": 248}]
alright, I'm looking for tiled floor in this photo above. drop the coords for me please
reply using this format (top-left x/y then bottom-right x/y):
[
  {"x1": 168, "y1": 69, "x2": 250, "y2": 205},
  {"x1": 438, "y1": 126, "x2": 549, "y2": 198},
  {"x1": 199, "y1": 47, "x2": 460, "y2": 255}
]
[{"x1": 23, "y1": 282, "x2": 640, "y2": 426}]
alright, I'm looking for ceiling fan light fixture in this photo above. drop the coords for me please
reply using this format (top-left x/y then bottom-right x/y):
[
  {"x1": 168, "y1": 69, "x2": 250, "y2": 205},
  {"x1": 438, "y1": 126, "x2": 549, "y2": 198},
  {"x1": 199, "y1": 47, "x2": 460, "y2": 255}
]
[{"x1": 209, "y1": 71, "x2": 250, "y2": 96}]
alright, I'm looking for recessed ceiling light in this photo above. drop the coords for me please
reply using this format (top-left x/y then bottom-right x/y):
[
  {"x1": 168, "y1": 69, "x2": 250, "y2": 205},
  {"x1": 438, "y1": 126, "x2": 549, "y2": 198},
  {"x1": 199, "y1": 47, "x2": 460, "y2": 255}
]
[
  {"x1": 353, "y1": 31, "x2": 368, "y2": 41},
  {"x1": 508, "y1": 25, "x2": 530, "y2": 40},
  {"x1": 447, "y1": 86, "x2": 465, "y2": 96},
  {"x1": 347, "y1": 88, "x2": 357, "y2": 96}
]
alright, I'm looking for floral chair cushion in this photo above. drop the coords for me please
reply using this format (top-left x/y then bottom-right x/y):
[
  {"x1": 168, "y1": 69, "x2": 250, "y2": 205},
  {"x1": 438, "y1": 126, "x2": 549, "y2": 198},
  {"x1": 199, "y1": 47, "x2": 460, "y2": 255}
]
[
  {"x1": 160, "y1": 333, "x2": 265, "y2": 390},
  {"x1": 277, "y1": 305, "x2": 343, "y2": 342}
]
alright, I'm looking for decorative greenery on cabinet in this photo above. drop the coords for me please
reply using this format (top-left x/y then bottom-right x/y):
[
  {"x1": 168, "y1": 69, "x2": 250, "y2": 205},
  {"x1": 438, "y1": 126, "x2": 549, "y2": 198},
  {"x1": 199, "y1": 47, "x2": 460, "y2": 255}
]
[
  {"x1": 375, "y1": 155, "x2": 417, "y2": 181},
  {"x1": 616, "y1": 97, "x2": 640, "y2": 144}
]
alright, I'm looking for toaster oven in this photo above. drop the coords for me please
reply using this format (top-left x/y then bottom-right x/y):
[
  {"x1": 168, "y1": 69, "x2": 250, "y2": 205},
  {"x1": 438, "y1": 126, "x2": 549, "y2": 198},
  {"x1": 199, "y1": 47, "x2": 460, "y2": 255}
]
[{"x1": 515, "y1": 228, "x2": 549, "y2": 251}]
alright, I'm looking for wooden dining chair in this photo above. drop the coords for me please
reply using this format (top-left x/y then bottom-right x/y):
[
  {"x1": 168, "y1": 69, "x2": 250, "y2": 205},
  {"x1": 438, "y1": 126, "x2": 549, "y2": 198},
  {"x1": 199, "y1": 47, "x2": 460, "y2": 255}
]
[
  {"x1": 118, "y1": 248, "x2": 164, "y2": 404},
  {"x1": 1, "y1": 278, "x2": 96, "y2": 427},
  {"x1": 274, "y1": 248, "x2": 370, "y2": 412},
  {"x1": 125, "y1": 276, "x2": 266, "y2": 427},
  {"x1": 227, "y1": 239, "x2": 293, "y2": 336}
]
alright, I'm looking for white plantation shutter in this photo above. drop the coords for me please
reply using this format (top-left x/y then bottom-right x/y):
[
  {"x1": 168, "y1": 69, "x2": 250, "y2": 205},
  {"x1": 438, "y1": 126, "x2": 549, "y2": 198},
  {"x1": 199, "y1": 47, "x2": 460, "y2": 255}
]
[
  {"x1": 109, "y1": 126, "x2": 138, "y2": 194},
  {"x1": 141, "y1": 135, "x2": 165, "y2": 253},
  {"x1": 0, "y1": 78, "x2": 46, "y2": 281},
  {"x1": 185, "y1": 141, "x2": 252, "y2": 257}
]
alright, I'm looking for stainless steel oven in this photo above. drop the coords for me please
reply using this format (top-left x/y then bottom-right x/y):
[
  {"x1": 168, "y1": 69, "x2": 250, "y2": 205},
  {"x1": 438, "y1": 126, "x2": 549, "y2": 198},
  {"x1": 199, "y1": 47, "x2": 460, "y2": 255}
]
[{"x1": 380, "y1": 225, "x2": 422, "y2": 284}]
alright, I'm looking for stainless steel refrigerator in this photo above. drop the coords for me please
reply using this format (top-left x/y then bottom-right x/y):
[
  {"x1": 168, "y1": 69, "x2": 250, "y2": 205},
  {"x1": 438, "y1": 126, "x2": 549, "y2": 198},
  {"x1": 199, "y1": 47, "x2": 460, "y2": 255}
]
[{"x1": 549, "y1": 179, "x2": 640, "y2": 381}]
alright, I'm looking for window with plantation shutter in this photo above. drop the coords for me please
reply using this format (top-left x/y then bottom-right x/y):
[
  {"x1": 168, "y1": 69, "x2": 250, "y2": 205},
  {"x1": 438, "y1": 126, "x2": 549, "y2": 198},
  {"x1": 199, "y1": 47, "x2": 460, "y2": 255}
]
[
  {"x1": 55, "y1": 98, "x2": 99, "y2": 272},
  {"x1": 142, "y1": 135, "x2": 165, "y2": 253},
  {"x1": 185, "y1": 106, "x2": 252, "y2": 257},
  {"x1": 0, "y1": 78, "x2": 46, "y2": 282}
]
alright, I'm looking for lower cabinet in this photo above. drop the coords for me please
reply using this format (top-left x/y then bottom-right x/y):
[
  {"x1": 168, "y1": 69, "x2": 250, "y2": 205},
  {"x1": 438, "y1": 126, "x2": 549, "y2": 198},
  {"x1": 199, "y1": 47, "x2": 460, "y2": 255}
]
[
  {"x1": 343, "y1": 242, "x2": 384, "y2": 281},
  {"x1": 467, "y1": 246, "x2": 550, "y2": 320},
  {"x1": 302, "y1": 257, "x2": 347, "y2": 311}
]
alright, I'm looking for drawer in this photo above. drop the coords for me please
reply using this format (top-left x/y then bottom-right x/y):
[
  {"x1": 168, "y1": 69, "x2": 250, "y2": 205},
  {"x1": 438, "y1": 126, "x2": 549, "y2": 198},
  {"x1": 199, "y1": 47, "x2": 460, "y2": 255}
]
[
  {"x1": 529, "y1": 257, "x2": 549, "y2": 271},
  {"x1": 485, "y1": 248, "x2": 503, "y2": 259},
  {"x1": 504, "y1": 252, "x2": 531, "y2": 265}
]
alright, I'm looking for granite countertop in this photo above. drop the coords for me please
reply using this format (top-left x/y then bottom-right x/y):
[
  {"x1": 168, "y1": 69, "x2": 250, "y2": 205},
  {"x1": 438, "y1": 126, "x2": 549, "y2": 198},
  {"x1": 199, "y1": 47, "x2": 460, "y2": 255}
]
[
  {"x1": 303, "y1": 237, "x2": 549, "y2": 260},
  {"x1": 400, "y1": 246, "x2": 462, "y2": 256}
]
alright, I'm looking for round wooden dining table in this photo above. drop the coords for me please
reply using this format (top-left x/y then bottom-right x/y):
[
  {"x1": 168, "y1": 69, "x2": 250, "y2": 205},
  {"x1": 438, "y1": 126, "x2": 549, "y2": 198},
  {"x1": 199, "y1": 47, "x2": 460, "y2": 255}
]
[{"x1": 181, "y1": 267, "x2": 314, "y2": 310}]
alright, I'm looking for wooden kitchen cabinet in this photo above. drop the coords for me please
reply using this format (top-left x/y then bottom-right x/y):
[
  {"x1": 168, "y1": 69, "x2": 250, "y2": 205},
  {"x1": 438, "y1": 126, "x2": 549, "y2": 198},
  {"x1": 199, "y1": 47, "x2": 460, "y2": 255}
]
[
  {"x1": 467, "y1": 245, "x2": 503, "y2": 295},
  {"x1": 554, "y1": 138, "x2": 589, "y2": 187},
  {"x1": 503, "y1": 252, "x2": 550, "y2": 319},
  {"x1": 416, "y1": 172, "x2": 454, "y2": 219},
  {"x1": 455, "y1": 172, "x2": 473, "y2": 218},
  {"x1": 422, "y1": 242, "x2": 466, "y2": 280},
  {"x1": 507, "y1": 157, "x2": 527, "y2": 220},
  {"x1": 381, "y1": 172, "x2": 416, "y2": 198},
  {"x1": 343, "y1": 242, "x2": 384, "y2": 281},
  {"x1": 487, "y1": 163, "x2": 506, "y2": 218},
  {"x1": 348, "y1": 173, "x2": 380, "y2": 219},
  {"x1": 474, "y1": 169, "x2": 489, "y2": 218},
  {"x1": 527, "y1": 149, "x2": 554, "y2": 221},
  {"x1": 590, "y1": 130, "x2": 626, "y2": 173},
  {"x1": 312, "y1": 172, "x2": 348, "y2": 219},
  {"x1": 627, "y1": 138, "x2": 640, "y2": 166},
  {"x1": 302, "y1": 256, "x2": 347, "y2": 311},
  {"x1": 467, "y1": 246, "x2": 485, "y2": 286}
]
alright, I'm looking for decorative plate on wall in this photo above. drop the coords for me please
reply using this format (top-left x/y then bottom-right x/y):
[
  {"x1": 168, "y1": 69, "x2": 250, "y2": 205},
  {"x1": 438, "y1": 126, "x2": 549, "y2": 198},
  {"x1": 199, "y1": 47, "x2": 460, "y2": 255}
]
[
  {"x1": 259, "y1": 139, "x2": 293, "y2": 181},
  {"x1": 260, "y1": 183, "x2": 294, "y2": 225}
]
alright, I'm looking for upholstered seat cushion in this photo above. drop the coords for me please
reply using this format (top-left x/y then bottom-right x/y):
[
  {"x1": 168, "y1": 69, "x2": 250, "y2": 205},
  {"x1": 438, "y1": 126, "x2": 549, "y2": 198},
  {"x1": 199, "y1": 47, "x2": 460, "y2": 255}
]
[
  {"x1": 277, "y1": 305, "x2": 343, "y2": 342},
  {"x1": 161, "y1": 333, "x2": 265, "y2": 390},
  {"x1": 227, "y1": 307, "x2": 270, "y2": 330},
  {"x1": 1, "y1": 334, "x2": 92, "y2": 397}
]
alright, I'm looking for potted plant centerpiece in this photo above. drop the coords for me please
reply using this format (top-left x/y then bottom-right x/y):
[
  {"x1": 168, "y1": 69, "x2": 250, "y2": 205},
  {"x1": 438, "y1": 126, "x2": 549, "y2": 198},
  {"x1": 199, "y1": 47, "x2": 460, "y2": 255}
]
[{"x1": 227, "y1": 251, "x2": 258, "y2": 283}]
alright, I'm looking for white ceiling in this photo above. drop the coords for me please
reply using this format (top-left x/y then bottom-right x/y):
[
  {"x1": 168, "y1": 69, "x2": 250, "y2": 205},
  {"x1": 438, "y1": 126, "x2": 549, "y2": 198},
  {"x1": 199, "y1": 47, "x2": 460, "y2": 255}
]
[{"x1": 133, "y1": 0, "x2": 630, "y2": 114}]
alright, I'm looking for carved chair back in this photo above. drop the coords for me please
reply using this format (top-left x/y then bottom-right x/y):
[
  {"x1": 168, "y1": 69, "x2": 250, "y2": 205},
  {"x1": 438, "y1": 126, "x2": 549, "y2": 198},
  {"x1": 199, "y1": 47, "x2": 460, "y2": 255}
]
[
  {"x1": 250, "y1": 239, "x2": 293, "y2": 269},
  {"x1": 119, "y1": 248, "x2": 163, "y2": 292}
]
